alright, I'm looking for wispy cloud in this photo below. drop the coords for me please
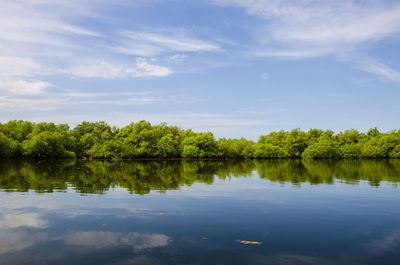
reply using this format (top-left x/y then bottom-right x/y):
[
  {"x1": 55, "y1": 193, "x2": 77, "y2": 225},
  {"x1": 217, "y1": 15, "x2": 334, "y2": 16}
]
[
  {"x1": 164, "y1": 54, "x2": 188, "y2": 63},
  {"x1": 261, "y1": 73, "x2": 268, "y2": 81},
  {"x1": 119, "y1": 91, "x2": 153, "y2": 96},
  {"x1": 0, "y1": 91, "x2": 196, "y2": 113},
  {"x1": 251, "y1": 48, "x2": 332, "y2": 59},
  {"x1": 115, "y1": 30, "x2": 220, "y2": 56},
  {"x1": 74, "y1": 94, "x2": 197, "y2": 106},
  {"x1": 0, "y1": 0, "x2": 102, "y2": 51},
  {"x1": 61, "y1": 92, "x2": 108, "y2": 98},
  {"x1": 61, "y1": 91, "x2": 153, "y2": 98},
  {"x1": 0, "y1": 1, "x2": 184, "y2": 82},
  {"x1": 0, "y1": 96, "x2": 64, "y2": 110},
  {"x1": 0, "y1": 56, "x2": 44, "y2": 78},
  {"x1": 63, "y1": 58, "x2": 173, "y2": 79},
  {"x1": 356, "y1": 60, "x2": 400, "y2": 82},
  {"x1": 213, "y1": 0, "x2": 400, "y2": 58},
  {"x1": 0, "y1": 80, "x2": 53, "y2": 95},
  {"x1": 0, "y1": 56, "x2": 53, "y2": 95}
]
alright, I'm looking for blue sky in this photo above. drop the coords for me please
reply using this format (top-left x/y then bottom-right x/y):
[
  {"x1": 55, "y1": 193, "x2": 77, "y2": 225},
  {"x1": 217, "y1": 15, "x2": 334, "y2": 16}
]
[{"x1": 0, "y1": 0, "x2": 399, "y2": 139}]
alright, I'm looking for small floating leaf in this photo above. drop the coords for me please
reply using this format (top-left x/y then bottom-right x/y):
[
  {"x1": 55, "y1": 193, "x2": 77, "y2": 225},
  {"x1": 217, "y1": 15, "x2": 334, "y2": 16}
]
[
  {"x1": 156, "y1": 212, "x2": 165, "y2": 215},
  {"x1": 239, "y1": 240, "x2": 262, "y2": 245},
  {"x1": 202, "y1": 237, "x2": 208, "y2": 240},
  {"x1": 102, "y1": 224, "x2": 107, "y2": 226}
]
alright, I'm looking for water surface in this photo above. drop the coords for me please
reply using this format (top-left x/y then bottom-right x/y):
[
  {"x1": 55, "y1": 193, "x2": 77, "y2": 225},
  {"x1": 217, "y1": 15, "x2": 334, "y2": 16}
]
[{"x1": 0, "y1": 159, "x2": 399, "y2": 265}]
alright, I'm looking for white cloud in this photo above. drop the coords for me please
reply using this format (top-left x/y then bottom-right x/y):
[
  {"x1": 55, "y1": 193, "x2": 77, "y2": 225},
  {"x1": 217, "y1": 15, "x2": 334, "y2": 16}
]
[
  {"x1": 115, "y1": 30, "x2": 220, "y2": 56},
  {"x1": 213, "y1": 0, "x2": 400, "y2": 58},
  {"x1": 61, "y1": 92, "x2": 108, "y2": 98},
  {"x1": 64, "y1": 58, "x2": 173, "y2": 79},
  {"x1": 0, "y1": 56, "x2": 44, "y2": 78},
  {"x1": 0, "y1": 80, "x2": 53, "y2": 95},
  {"x1": 73, "y1": 94, "x2": 197, "y2": 106},
  {"x1": 119, "y1": 91, "x2": 153, "y2": 96},
  {"x1": 0, "y1": 0, "x2": 102, "y2": 52},
  {"x1": 356, "y1": 60, "x2": 400, "y2": 82},
  {"x1": 0, "y1": 1, "x2": 221, "y2": 94},
  {"x1": 0, "y1": 56, "x2": 53, "y2": 95},
  {"x1": 261, "y1": 73, "x2": 268, "y2": 81},
  {"x1": 64, "y1": 61, "x2": 128, "y2": 79},
  {"x1": 75, "y1": 98, "x2": 161, "y2": 105},
  {"x1": 164, "y1": 54, "x2": 188, "y2": 63},
  {"x1": 0, "y1": 96, "x2": 64, "y2": 110},
  {"x1": 134, "y1": 58, "x2": 174, "y2": 77},
  {"x1": 251, "y1": 48, "x2": 331, "y2": 59},
  {"x1": 0, "y1": 92, "x2": 196, "y2": 113}
]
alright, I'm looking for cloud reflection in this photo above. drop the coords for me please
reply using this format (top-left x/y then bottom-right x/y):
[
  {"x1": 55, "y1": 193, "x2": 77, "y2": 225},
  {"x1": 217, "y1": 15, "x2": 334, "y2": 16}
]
[
  {"x1": 63, "y1": 231, "x2": 170, "y2": 251},
  {"x1": 0, "y1": 230, "x2": 35, "y2": 254},
  {"x1": 0, "y1": 212, "x2": 49, "y2": 229},
  {"x1": 365, "y1": 230, "x2": 400, "y2": 254}
]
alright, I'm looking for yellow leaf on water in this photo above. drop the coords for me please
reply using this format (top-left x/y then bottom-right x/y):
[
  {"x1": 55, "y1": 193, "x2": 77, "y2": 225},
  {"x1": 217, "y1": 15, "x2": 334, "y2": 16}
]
[
  {"x1": 156, "y1": 212, "x2": 165, "y2": 215},
  {"x1": 239, "y1": 240, "x2": 262, "y2": 245}
]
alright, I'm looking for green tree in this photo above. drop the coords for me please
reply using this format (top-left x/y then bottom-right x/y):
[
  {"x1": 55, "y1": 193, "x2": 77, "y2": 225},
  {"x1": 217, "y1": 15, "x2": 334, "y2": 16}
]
[
  {"x1": 0, "y1": 132, "x2": 19, "y2": 157},
  {"x1": 302, "y1": 136, "x2": 340, "y2": 159},
  {"x1": 22, "y1": 131, "x2": 74, "y2": 158},
  {"x1": 71, "y1": 121, "x2": 114, "y2": 157},
  {"x1": 117, "y1": 121, "x2": 169, "y2": 158},
  {"x1": 181, "y1": 132, "x2": 217, "y2": 158},
  {"x1": 283, "y1": 129, "x2": 307, "y2": 157},
  {"x1": 254, "y1": 143, "x2": 289, "y2": 158},
  {"x1": 0, "y1": 120, "x2": 34, "y2": 142},
  {"x1": 390, "y1": 145, "x2": 400, "y2": 158},
  {"x1": 339, "y1": 143, "x2": 362, "y2": 158},
  {"x1": 157, "y1": 134, "x2": 180, "y2": 157},
  {"x1": 217, "y1": 138, "x2": 254, "y2": 158}
]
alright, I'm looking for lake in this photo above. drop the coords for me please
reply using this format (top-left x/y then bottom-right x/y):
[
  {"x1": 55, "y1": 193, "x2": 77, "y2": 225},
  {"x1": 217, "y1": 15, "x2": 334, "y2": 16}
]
[{"x1": 0, "y1": 159, "x2": 399, "y2": 265}]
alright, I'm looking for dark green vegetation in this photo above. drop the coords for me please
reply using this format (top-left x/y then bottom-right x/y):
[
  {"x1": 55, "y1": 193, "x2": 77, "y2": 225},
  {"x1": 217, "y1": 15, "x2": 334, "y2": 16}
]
[
  {"x1": 1, "y1": 120, "x2": 400, "y2": 159},
  {"x1": 1, "y1": 159, "x2": 399, "y2": 194}
]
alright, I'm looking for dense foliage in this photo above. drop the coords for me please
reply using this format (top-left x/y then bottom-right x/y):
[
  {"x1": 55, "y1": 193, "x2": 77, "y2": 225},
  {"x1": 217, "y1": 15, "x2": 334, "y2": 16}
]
[{"x1": 0, "y1": 120, "x2": 399, "y2": 159}]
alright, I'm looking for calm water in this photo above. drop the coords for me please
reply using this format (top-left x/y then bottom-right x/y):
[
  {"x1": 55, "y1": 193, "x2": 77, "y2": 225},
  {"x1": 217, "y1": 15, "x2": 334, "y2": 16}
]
[{"x1": 0, "y1": 159, "x2": 400, "y2": 265}]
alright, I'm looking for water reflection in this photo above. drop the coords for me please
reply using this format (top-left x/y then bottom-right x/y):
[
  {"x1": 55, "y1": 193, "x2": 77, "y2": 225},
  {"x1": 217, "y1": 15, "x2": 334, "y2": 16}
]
[
  {"x1": 0, "y1": 159, "x2": 399, "y2": 194},
  {"x1": 0, "y1": 228, "x2": 171, "y2": 263},
  {"x1": 63, "y1": 231, "x2": 170, "y2": 251},
  {"x1": 0, "y1": 159, "x2": 400, "y2": 265}
]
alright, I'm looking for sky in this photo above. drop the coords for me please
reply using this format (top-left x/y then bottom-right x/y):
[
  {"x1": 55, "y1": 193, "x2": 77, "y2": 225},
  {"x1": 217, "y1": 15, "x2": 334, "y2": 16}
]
[{"x1": 0, "y1": 0, "x2": 400, "y2": 139}]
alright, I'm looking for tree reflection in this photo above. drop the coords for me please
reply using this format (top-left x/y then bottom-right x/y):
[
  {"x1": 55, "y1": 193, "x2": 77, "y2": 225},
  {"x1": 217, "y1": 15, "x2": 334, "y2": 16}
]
[{"x1": 0, "y1": 159, "x2": 399, "y2": 194}]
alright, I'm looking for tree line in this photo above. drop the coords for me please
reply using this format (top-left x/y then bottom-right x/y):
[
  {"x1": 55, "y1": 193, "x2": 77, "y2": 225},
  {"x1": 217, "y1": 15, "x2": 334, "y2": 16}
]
[{"x1": 0, "y1": 120, "x2": 399, "y2": 159}]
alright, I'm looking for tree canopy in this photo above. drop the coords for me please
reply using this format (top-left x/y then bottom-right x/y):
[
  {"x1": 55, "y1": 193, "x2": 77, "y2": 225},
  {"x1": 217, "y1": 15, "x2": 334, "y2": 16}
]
[{"x1": 0, "y1": 120, "x2": 399, "y2": 159}]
